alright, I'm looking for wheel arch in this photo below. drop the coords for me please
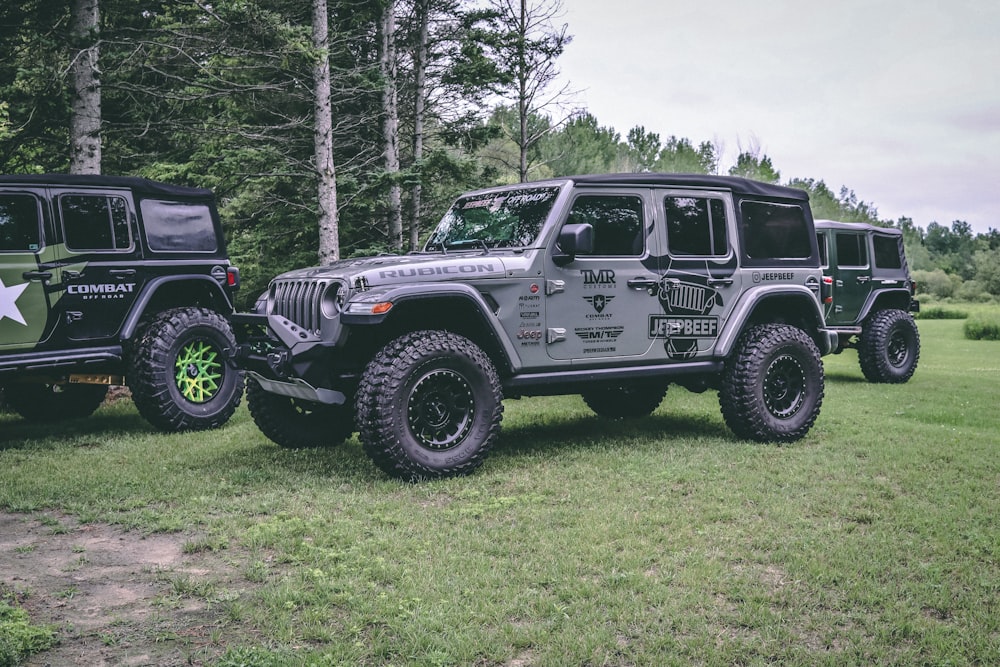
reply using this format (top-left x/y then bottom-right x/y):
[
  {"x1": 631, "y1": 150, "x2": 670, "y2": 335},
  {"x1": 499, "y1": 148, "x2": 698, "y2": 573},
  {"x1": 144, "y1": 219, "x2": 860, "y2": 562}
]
[
  {"x1": 859, "y1": 289, "x2": 915, "y2": 322},
  {"x1": 345, "y1": 287, "x2": 518, "y2": 376},
  {"x1": 717, "y1": 287, "x2": 832, "y2": 357},
  {"x1": 121, "y1": 276, "x2": 235, "y2": 341}
]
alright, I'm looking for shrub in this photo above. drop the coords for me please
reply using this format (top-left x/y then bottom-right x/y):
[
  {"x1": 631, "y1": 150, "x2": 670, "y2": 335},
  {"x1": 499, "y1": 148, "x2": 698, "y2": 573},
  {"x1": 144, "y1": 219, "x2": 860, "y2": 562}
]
[
  {"x1": 916, "y1": 307, "x2": 968, "y2": 320},
  {"x1": 964, "y1": 315, "x2": 1000, "y2": 341},
  {"x1": 0, "y1": 600, "x2": 57, "y2": 666},
  {"x1": 955, "y1": 280, "x2": 993, "y2": 303},
  {"x1": 912, "y1": 269, "x2": 957, "y2": 298}
]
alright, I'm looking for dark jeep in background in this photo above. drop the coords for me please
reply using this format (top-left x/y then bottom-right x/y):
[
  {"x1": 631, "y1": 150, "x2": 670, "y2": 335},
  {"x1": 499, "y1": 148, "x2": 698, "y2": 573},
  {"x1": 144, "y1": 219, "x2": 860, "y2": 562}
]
[
  {"x1": 235, "y1": 173, "x2": 841, "y2": 480},
  {"x1": 815, "y1": 219, "x2": 920, "y2": 383},
  {"x1": 0, "y1": 174, "x2": 243, "y2": 430}
]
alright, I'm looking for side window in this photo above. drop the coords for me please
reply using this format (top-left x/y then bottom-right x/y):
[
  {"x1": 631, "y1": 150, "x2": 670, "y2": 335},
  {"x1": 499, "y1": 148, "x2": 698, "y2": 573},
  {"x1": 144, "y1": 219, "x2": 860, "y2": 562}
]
[
  {"x1": 61, "y1": 194, "x2": 132, "y2": 252},
  {"x1": 835, "y1": 233, "x2": 867, "y2": 267},
  {"x1": 816, "y1": 233, "x2": 828, "y2": 267},
  {"x1": 566, "y1": 195, "x2": 644, "y2": 256},
  {"x1": 664, "y1": 196, "x2": 727, "y2": 256},
  {"x1": 740, "y1": 201, "x2": 812, "y2": 260},
  {"x1": 0, "y1": 194, "x2": 42, "y2": 252},
  {"x1": 872, "y1": 234, "x2": 903, "y2": 269},
  {"x1": 141, "y1": 199, "x2": 218, "y2": 252}
]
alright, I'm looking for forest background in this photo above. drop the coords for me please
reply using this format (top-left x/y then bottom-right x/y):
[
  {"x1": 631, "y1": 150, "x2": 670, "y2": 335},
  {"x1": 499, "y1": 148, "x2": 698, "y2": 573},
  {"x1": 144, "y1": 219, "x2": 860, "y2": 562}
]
[{"x1": 1, "y1": 0, "x2": 998, "y2": 309}]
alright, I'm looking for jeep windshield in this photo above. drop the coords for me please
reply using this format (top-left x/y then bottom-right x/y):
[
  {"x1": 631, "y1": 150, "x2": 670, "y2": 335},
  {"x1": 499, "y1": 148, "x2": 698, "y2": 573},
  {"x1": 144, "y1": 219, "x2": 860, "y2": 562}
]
[{"x1": 424, "y1": 186, "x2": 560, "y2": 251}]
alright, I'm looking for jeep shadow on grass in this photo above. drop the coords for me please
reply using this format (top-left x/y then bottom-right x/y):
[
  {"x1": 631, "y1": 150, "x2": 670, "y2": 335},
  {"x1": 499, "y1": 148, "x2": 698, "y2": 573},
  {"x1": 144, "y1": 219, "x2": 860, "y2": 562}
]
[
  {"x1": 0, "y1": 174, "x2": 243, "y2": 431},
  {"x1": 235, "y1": 174, "x2": 841, "y2": 481},
  {"x1": 815, "y1": 220, "x2": 920, "y2": 383}
]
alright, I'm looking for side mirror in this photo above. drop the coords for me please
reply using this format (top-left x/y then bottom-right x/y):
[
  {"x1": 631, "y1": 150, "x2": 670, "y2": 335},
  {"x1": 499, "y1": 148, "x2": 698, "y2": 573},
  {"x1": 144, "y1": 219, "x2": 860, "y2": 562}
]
[{"x1": 553, "y1": 223, "x2": 594, "y2": 266}]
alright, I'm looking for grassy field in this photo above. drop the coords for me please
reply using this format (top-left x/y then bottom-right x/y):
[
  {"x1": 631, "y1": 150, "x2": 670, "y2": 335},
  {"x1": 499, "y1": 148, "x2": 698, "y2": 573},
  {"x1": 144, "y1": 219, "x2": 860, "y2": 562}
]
[{"x1": 1, "y1": 315, "x2": 998, "y2": 665}]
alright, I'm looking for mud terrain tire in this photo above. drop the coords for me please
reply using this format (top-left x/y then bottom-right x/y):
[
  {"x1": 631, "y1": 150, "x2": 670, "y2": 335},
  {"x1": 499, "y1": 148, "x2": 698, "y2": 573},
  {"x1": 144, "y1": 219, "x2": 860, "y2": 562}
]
[
  {"x1": 581, "y1": 381, "x2": 667, "y2": 419},
  {"x1": 5, "y1": 383, "x2": 108, "y2": 422},
  {"x1": 720, "y1": 324, "x2": 824, "y2": 443},
  {"x1": 246, "y1": 379, "x2": 353, "y2": 448},
  {"x1": 356, "y1": 330, "x2": 503, "y2": 481},
  {"x1": 129, "y1": 307, "x2": 243, "y2": 431},
  {"x1": 858, "y1": 309, "x2": 920, "y2": 384}
]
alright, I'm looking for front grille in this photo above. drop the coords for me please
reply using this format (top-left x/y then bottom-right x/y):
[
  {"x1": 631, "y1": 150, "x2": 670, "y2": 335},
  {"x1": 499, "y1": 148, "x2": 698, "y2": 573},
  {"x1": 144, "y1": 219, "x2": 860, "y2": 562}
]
[
  {"x1": 271, "y1": 279, "x2": 327, "y2": 332},
  {"x1": 669, "y1": 283, "x2": 706, "y2": 313}
]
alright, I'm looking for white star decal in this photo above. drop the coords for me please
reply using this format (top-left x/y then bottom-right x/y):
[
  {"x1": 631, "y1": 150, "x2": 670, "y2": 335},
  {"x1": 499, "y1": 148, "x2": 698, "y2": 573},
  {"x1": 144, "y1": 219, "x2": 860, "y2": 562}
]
[{"x1": 0, "y1": 277, "x2": 30, "y2": 326}]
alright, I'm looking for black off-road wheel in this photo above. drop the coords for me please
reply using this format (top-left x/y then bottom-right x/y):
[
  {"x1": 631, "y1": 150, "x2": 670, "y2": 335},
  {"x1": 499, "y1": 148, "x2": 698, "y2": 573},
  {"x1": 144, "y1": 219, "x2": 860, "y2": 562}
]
[
  {"x1": 355, "y1": 330, "x2": 503, "y2": 481},
  {"x1": 129, "y1": 307, "x2": 243, "y2": 432},
  {"x1": 581, "y1": 381, "x2": 667, "y2": 419},
  {"x1": 719, "y1": 324, "x2": 824, "y2": 443},
  {"x1": 246, "y1": 379, "x2": 353, "y2": 449},
  {"x1": 858, "y1": 309, "x2": 920, "y2": 383},
  {"x1": 4, "y1": 383, "x2": 108, "y2": 422}
]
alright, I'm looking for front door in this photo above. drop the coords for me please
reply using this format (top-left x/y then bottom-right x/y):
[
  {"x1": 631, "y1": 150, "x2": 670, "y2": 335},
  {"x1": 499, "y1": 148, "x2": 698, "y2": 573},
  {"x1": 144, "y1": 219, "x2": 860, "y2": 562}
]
[
  {"x1": 0, "y1": 189, "x2": 53, "y2": 350},
  {"x1": 545, "y1": 189, "x2": 661, "y2": 361}
]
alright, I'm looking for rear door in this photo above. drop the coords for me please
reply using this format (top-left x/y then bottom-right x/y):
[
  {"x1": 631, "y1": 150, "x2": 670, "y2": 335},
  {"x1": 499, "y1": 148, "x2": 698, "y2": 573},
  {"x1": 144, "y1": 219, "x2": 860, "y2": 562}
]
[
  {"x1": 50, "y1": 187, "x2": 146, "y2": 341},
  {"x1": 654, "y1": 190, "x2": 742, "y2": 360},
  {"x1": 827, "y1": 230, "x2": 872, "y2": 325}
]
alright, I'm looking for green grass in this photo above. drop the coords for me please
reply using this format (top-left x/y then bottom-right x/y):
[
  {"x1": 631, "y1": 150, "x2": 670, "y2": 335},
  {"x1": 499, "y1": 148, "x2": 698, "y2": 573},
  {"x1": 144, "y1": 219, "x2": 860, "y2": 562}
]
[
  {"x1": 0, "y1": 596, "x2": 56, "y2": 667},
  {"x1": 2, "y1": 313, "x2": 999, "y2": 665}
]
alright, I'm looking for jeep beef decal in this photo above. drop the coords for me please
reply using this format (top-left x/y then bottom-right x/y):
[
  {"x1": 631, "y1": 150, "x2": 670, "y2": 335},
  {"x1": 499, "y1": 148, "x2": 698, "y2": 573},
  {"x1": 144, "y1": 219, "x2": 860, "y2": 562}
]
[{"x1": 642, "y1": 255, "x2": 734, "y2": 360}]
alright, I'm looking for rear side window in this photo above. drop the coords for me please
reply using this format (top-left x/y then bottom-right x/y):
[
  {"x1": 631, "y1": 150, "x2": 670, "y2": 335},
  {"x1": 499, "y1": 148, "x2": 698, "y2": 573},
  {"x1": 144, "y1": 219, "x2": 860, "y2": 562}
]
[
  {"x1": 873, "y1": 234, "x2": 903, "y2": 269},
  {"x1": 61, "y1": 195, "x2": 132, "y2": 252},
  {"x1": 141, "y1": 199, "x2": 218, "y2": 252},
  {"x1": 566, "y1": 195, "x2": 644, "y2": 256},
  {"x1": 740, "y1": 201, "x2": 811, "y2": 260},
  {"x1": 664, "y1": 196, "x2": 728, "y2": 256},
  {"x1": 816, "y1": 233, "x2": 828, "y2": 266},
  {"x1": 0, "y1": 194, "x2": 41, "y2": 252},
  {"x1": 835, "y1": 233, "x2": 867, "y2": 267}
]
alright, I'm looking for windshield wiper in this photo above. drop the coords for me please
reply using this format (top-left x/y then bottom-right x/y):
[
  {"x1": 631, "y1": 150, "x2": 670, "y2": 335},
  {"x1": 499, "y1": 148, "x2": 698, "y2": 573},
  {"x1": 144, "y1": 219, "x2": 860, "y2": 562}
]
[{"x1": 446, "y1": 239, "x2": 491, "y2": 254}]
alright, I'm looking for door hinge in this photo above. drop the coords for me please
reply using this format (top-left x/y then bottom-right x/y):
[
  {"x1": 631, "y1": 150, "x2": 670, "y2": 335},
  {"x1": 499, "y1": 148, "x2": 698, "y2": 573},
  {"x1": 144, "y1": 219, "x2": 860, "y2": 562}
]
[
  {"x1": 546, "y1": 280, "x2": 565, "y2": 295},
  {"x1": 546, "y1": 327, "x2": 566, "y2": 344}
]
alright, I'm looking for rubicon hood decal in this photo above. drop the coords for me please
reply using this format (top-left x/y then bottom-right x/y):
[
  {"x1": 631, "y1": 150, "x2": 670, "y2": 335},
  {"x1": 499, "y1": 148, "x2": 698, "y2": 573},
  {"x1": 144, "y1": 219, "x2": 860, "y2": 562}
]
[{"x1": 276, "y1": 255, "x2": 508, "y2": 286}]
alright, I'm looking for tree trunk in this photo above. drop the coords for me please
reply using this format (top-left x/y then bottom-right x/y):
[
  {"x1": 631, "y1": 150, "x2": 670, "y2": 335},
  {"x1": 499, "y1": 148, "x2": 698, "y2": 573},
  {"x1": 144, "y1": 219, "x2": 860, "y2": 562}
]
[
  {"x1": 409, "y1": 0, "x2": 430, "y2": 251},
  {"x1": 380, "y1": 0, "x2": 403, "y2": 252},
  {"x1": 313, "y1": 0, "x2": 340, "y2": 264},
  {"x1": 69, "y1": 0, "x2": 101, "y2": 174},
  {"x1": 517, "y1": 0, "x2": 529, "y2": 182}
]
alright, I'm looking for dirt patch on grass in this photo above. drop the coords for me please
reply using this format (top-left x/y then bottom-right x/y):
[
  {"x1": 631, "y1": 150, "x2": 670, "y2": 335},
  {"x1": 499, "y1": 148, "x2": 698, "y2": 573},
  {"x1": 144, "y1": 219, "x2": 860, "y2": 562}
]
[{"x1": 1, "y1": 512, "x2": 258, "y2": 666}]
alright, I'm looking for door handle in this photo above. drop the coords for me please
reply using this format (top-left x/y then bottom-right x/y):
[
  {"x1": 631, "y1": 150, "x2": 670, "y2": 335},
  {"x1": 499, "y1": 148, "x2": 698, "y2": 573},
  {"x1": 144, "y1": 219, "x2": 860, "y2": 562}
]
[
  {"x1": 110, "y1": 269, "x2": 136, "y2": 278},
  {"x1": 707, "y1": 278, "x2": 733, "y2": 287},
  {"x1": 856, "y1": 276, "x2": 870, "y2": 284},
  {"x1": 627, "y1": 277, "x2": 659, "y2": 290},
  {"x1": 22, "y1": 270, "x2": 52, "y2": 282}
]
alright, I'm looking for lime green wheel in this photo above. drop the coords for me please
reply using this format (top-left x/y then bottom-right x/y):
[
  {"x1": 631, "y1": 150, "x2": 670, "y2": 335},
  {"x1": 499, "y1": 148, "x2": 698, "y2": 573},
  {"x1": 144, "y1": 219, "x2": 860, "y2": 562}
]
[
  {"x1": 175, "y1": 338, "x2": 225, "y2": 403},
  {"x1": 129, "y1": 307, "x2": 243, "y2": 431}
]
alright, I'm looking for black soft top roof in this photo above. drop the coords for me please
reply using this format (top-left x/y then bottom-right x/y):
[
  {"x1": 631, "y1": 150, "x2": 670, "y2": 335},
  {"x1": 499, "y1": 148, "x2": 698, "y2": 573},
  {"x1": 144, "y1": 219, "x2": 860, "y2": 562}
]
[
  {"x1": 814, "y1": 219, "x2": 901, "y2": 236},
  {"x1": 0, "y1": 173, "x2": 213, "y2": 199},
  {"x1": 568, "y1": 172, "x2": 809, "y2": 202}
]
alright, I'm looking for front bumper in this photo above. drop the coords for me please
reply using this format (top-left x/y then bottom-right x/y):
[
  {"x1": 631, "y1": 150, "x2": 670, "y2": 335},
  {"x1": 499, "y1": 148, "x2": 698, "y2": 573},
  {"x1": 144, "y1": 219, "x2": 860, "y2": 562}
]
[{"x1": 230, "y1": 313, "x2": 347, "y2": 405}]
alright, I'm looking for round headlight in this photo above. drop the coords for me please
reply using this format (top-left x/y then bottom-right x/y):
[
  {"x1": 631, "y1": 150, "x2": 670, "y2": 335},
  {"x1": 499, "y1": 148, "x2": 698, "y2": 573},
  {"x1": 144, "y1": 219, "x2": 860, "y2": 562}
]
[{"x1": 321, "y1": 281, "x2": 348, "y2": 318}]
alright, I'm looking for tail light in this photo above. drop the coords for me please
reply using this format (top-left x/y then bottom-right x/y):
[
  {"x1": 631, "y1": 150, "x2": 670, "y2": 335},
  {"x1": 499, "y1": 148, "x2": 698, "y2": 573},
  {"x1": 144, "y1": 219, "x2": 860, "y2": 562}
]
[
  {"x1": 227, "y1": 267, "x2": 240, "y2": 289},
  {"x1": 821, "y1": 276, "x2": 833, "y2": 304}
]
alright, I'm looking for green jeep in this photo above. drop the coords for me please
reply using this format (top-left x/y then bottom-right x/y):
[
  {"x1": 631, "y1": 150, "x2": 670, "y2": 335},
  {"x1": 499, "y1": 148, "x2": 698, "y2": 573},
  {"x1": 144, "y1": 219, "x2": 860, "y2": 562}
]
[
  {"x1": 0, "y1": 174, "x2": 243, "y2": 430},
  {"x1": 815, "y1": 219, "x2": 920, "y2": 383}
]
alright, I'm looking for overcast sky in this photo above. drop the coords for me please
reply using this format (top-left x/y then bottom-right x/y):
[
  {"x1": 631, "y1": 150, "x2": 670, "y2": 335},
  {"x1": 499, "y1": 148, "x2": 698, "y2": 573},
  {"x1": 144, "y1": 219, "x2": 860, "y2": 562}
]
[{"x1": 555, "y1": 0, "x2": 999, "y2": 233}]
